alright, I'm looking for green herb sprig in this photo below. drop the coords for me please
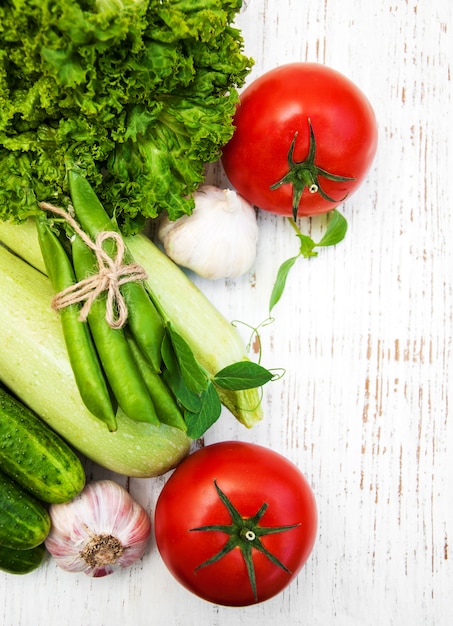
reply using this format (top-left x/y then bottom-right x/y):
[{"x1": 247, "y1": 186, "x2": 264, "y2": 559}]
[
  {"x1": 162, "y1": 323, "x2": 275, "y2": 439},
  {"x1": 269, "y1": 210, "x2": 348, "y2": 312}
]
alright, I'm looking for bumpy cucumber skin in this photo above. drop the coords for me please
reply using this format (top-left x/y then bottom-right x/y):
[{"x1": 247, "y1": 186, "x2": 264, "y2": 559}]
[
  {"x1": 0, "y1": 470, "x2": 51, "y2": 550},
  {"x1": 0, "y1": 543, "x2": 46, "y2": 575},
  {"x1": 0, "y1": 387, "x2": 86, "y2": 503}
]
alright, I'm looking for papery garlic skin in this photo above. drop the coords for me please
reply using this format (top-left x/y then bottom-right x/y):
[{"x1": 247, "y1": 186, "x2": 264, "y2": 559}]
[
  {"x1": 45, "y1": 480, "x2": 151, "y2": 577},
  {"x1": 157, "y1": 185, "x2": 258, "y2": 280}
]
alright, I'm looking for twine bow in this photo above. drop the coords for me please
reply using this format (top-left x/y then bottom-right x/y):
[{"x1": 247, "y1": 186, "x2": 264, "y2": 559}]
[{"x1": 39, "y1": 202, "x2": 148, "y2": 330}]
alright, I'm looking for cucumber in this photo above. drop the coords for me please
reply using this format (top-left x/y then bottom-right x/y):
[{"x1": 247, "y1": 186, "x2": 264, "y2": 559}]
[
  {"x1": 0, "y1": 385, "x2": 86, "y2": 503},
  {"x1": 0, "y1": 543, "x2": 46, "y2": 575},
  {"x1": 0, "y1": 470, "x2": 51, "y2": 549}
]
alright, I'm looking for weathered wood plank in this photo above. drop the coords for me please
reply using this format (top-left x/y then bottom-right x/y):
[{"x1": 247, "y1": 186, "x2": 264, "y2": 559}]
[{"x1": 1, "y1": 1, "x2": 452, "y2": 624}]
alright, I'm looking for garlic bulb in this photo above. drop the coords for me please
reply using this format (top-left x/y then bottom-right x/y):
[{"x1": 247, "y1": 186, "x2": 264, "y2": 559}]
[
  {"x1": 45, "y1": 480, "x2": 151, "y2": 577},
  {"x1": 157, "y1": 184, "x2": 258, "y2": 280}
]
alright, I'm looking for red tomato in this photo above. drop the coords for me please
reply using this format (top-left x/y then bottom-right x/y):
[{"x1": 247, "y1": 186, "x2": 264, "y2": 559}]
[
  {"x1": 154, "y1": 441, "x2": 317, "y2": 606},
  {"x1": 221, "y1": 62, "x2": 378, "y2": 219}
]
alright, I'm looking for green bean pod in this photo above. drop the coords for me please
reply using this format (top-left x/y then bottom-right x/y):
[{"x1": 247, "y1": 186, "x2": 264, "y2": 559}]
[
  {"x1": 68, "y1": 168, "x2": 165, "y2": 371},
  {"x1": 120, "y1": 281, "x2": 165, "y2": 372},
  {"x1": 126, "y1": 331, "x2": 187, "y2": 432},
  {"x1": 68, "y1": 167, "x2": 118, "y2": 235},
  {"x1": 36, "y1": 219, "x2": 117, "y2": 431},
  {"x1": 71, "y1": 233, "x2": 160, "y2": 425}
]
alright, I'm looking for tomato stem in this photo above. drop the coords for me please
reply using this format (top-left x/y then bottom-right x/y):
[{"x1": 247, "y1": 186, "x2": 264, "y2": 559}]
[
  {"x1": 189, "y1": 480, "x2": 300, "y2": 602},
  {"x1": 243, "y1": 529, "x2": 256, "y2": 541},
  {"x1": 269, "y1": 118, "x2": 355, "y2": 220}
]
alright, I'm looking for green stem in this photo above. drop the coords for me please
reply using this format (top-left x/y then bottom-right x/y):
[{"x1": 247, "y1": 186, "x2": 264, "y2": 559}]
[
  {"x1": 287, "y1": 217, "x2": 301, "y2": 235},
  {"x1": 190, "y1": 480, "x2": 300, "y2": 602},
  {"x1": 269, "y1": 119, "x2": 355, "y2": 220}
]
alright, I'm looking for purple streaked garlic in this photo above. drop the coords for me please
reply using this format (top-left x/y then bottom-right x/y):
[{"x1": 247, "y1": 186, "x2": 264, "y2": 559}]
[{"x1": 45, "y1": 480, "x2": 151, "y2": 577}]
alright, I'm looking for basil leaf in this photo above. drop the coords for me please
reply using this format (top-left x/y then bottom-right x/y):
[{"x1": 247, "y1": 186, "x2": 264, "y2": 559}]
[
  {"x1": 185, "y1": 382, "x2": 222, "y2": 439},
  {"x1": 214, "y1": 362, "x2": 274, "y2": 391}
]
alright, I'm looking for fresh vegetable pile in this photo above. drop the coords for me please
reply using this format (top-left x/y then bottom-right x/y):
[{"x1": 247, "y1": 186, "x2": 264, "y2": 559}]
[
  {"x1": 0, "y1": 0, "x2": 379, "y2": 611},
  {"x1": 161, "y1": 62, "x2": 378, "y2": 302},
  {"x1": 0, "y1": 0, "x2": 274, "y2": 578},
  {"x1": 0, "y1": 0, "x2": 271, "y2": 446}
]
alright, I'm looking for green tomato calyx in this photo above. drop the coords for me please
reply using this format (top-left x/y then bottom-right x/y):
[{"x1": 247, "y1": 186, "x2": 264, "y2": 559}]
[
  {"x1": 270, "y1": 118, "x2": 355, "y2": 220},
  {"x1": 189, "y1": 480, "x2": 300, "y2": 602}
]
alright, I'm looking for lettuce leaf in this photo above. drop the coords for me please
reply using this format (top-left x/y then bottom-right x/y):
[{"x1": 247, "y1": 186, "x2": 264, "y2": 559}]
[{"x1": 0, "y1": 0, "x2": 252, "y2": 234}]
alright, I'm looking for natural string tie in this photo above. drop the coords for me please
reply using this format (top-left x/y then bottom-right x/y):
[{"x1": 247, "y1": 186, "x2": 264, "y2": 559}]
[{"x1": 39, "y1": 201, "x2": 148, "y2": 330}]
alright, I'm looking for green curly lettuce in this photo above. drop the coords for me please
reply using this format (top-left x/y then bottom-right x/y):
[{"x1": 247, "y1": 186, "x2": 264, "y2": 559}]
[{"x1": 0, "y1": 0, "x2": 252, "y2": 234}]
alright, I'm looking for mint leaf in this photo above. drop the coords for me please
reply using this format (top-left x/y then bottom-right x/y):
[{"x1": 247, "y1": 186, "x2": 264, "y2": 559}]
[
  {"x1": 161, "y1": 327, "x2": 204, "y2": 413},
  {"x1": 269, "y1": 210, "x2": 348, "y2": 312},
  {"x1": 162, "y1": 368, "x2": 201, "y2": 413},
  {"x1": 161, "y1": 331, "x2": 179, "y2": 377},
  {"x1": 296, "y1": 232, "x2": 318, "y2": 258},
  {"x1": 185, "y1": 382, "x2": 222, "y2": 439},
  {"x1": 317, "y1": 209, "x2": 348, "y2": 247},
  {"x1": 269, "y1": 255, "x2": 298, "y2": 313},
  {"x1": 214, "y1": 362, "x2": 274, "y2": 391},
  {"x1": 166, "y1": 324, "x2": 208, "y2": 393}
]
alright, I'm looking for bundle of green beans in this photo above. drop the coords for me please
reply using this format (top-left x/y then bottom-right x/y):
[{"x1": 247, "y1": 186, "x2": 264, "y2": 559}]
[{"x1": 36, "y1": 170, "x2": 272, "y2": 437}]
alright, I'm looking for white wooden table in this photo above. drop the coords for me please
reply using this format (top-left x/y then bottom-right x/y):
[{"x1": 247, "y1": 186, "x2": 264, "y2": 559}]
[{"x1": 2, "y1": 1, "x2": 452, "y2": 624}]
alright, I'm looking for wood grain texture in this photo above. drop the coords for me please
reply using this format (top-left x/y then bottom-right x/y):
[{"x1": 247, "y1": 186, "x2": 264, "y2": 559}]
[{"x1": 1, "y1": 1, "x2": 452, "y2": 624}]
